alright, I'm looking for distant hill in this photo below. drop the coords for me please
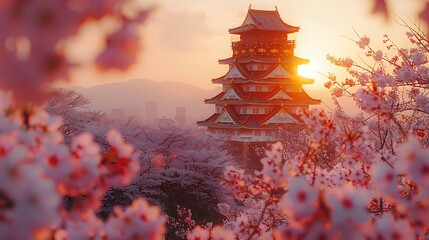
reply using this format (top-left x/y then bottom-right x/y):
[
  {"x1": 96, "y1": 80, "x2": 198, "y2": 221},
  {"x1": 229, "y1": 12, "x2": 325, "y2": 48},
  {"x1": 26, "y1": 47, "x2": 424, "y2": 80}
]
[
  {"x1": 71, "y1": 79, "x2": 350, "y2": 126},
  {"x1": 72, "y1": 79, "x2": 220, "y2": 125}
]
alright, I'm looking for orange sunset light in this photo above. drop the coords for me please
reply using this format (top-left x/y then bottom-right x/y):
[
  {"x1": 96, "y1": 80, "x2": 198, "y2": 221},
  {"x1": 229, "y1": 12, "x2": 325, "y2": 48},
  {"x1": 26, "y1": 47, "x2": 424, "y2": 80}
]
[{"x1": 64, "y1": 0, "x2": 424, "y2": 91}]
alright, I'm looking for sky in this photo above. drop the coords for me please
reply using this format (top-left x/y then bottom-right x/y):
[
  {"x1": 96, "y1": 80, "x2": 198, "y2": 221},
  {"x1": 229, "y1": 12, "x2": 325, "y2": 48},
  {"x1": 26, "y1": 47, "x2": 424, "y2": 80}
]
[{"x1": 66, "y1": 0, "x2": 426, "y2": 91}]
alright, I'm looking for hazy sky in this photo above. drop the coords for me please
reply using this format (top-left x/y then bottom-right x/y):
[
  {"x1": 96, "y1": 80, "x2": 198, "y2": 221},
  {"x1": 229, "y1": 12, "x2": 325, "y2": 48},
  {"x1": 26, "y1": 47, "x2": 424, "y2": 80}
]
[{"x1": 67, "y1": 0, "x2": 425, "y2": 90}]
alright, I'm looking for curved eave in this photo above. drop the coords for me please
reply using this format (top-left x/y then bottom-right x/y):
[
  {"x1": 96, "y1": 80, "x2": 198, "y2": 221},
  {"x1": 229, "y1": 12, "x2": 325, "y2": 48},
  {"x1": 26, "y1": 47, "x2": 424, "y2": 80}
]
[
  {"x1": 228, "y1": 25, "x2": 299, "y2": 35},
  {"x1": 297, "y1": 77, "x2": 314, "y2": 84},
  {"x1": 204, "y1": 123, "x2": 289, "y2": 130},
  {"x1": 205, "y1": 99, "x2": 321, "y2": 105},
  {"x1": 199, "y1": 120, "x2": 301, "y2": 130},
  {"x1": 229, "y1": 25, "x2": 256, "y2": 34},
  {"x1": 261, "y1": 76, "x2": 314, "y2": 84},
  {"x1": 197, "y1": 113, "x2": 219, "y2": 124},
  {"x1": 212, "y1": 79, "x2": 230, "y2": 84},
  {"x1": 229, "y1": 8, "x2": 300, "y2": 34},
  {"x1": 197, "y1": 122, "x2": 242, "y2": 129},
  {"x1": 293, "y1": 57, "x2": 310, "y2": 65},
  {"x1": 205, "y1": 91, "x2": 225, "y2": 102},
  {"x1": 212, "y1": 78, "x2": 314, "y2": 85},
  {"x1": 218, "y1": 57, "x2": 234, "y2": 65},
  {"x1": 218, "y1": 56, "x2": 309, "y2": 65}
]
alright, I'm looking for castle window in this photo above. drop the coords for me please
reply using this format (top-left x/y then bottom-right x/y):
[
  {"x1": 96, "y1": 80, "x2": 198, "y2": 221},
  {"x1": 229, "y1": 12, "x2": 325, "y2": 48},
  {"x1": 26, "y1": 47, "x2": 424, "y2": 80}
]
[
  {"x1": 253, "y1": 108, "x2": 259, "y2": 114},
  {"x1": 222, "y1": 116, "x2": 231, "y2": 121}
]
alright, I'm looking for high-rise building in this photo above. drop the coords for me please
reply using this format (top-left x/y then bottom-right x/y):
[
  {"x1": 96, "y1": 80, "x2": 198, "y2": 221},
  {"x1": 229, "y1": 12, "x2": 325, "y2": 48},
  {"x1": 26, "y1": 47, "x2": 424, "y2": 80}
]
[
  {"x1": 175, "y1": 107, "x2": 186, "y2": 125},
  {"x1": 198, "y1": 7, "x2": 320, "y2": 142},
  {"x1": 145, "y1": 102, "x2": 157, "y2": 124}
]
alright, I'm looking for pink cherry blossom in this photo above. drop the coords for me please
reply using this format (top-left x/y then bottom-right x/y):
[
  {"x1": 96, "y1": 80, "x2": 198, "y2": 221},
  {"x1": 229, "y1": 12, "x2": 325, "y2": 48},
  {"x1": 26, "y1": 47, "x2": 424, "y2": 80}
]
[
  {"x1": 222, "y1": 165, "x2": 246, "y2": 200},
  {"x1": 372, "y1": 213, "x2": 414, "y2": 240},
  {"x1": 372, "y1": 0, "x2": 389, "y2": 19},
  {"x1": 397, "y1": 65, "x2": 415, "y2": 82},
  {"x1": 0, "y1": 0, "x2": 150, "y2": 105},
  {"x1": 210, "y1": 225, "x2": 236, "y2": 240},
  {"x1": 411, "y1": 51, "x2": 426, "y2": 66},
  {"x1": 104, "y1": 198, "x2": 166, "y2": 240},
  {"x1": 332, "y1": 87, "x2": 343, "y2": 97},
  {"x1": 324, "y1": 80, "x2": 333, "y2": 89},
  {"x1": 64, "y1": 132, "x2": 101, "y2": 196},
  {"x1": 100, "y1": 129, "x2": 140, "y2": 187},
  {"x1": 396, "y1": 136, "x2": 429, "y2": 188},
  {"x1": 325, "y1": 183, "x2": 370, "y2": 226},
  {"x1": 356, "y1": 36, "x2": 370, "y2": 49},
  {"x1": 0, "y1": 146, "x2": 61, "y2": 239},
  {"x1": 187, "y1": 226, "x2": 210, "y2": 240},
  {"x1": 370, "y1": 161, "x2": 398, "y2": 198},
  {"x1": 279, "y1": 177, "x2": 318, "y2": 227},
  {"x1": 373, "y1": 50, "x2": 383, "y2": 61}
]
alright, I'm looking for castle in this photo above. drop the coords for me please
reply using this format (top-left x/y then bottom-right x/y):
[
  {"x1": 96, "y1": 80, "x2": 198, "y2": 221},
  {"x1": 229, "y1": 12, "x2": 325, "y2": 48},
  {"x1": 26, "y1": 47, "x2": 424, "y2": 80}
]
[{"x1": 198, "y1": 7, "x2": 320, "y2": 143}]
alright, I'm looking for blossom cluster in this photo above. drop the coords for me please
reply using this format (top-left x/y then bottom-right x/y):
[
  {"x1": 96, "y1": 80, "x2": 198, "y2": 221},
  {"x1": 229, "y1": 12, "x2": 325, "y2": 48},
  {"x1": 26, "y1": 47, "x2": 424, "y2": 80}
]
[
  {"x1": 208, "y1": 131, "x2": 429, "y2": 239},
  {"x1": 2, "y1": 0, "x2": 429, "y2": 239},
  {"x1": 193, "y1": 24, "x2": 429, "y2": 239},
  {"x1": 0, "y1": 95, "x2": 166, "y2": 239},
  {"x1": 0, "y1": 0, "x2": 149, "y2": 105}
]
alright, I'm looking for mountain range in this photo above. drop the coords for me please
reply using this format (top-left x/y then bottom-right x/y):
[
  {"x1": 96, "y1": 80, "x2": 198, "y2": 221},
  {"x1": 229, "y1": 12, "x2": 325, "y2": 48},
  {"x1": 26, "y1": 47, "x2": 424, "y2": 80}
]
[{"x1": 72, "y1": 79, "x2": 221, "y2": 125}]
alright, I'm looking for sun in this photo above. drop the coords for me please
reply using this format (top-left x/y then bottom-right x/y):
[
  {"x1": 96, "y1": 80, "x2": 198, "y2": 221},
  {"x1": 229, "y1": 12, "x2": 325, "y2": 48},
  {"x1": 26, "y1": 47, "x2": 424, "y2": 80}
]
[
  {"x1": 298, "y1": 59, "x2": 318, "y2": 79},
  {"x1": 297, "y1": 58, "x2": 328, "y2": 88}
]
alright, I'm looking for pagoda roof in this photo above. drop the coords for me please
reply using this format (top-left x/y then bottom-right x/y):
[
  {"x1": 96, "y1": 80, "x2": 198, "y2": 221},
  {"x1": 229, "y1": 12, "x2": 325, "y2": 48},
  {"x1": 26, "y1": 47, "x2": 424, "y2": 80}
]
[
  {"x1": 268, "y1": 89, "x2": 294, "y2": 100},
  {"x1": 224, "y1": 65, "x2": 246, "y2": 79},
  {"x1": 260, "y1": 108, "x2": 300, "y2": 125},
  {"x1": 218, "y1": 56, "x2": 309, "y2": 65},
  {"x1": 212, "y1": 78, "x2": 314, "y2": 85},
  {"x1": 205, "y1": 86, "x2": 320, "y2": 105},
  {"x1": 197, "y1": 105, "x2": 304, "y2": 129},
  {"x1": 229, "y1": 8, "x2": 299, "y2": 34},
  {"x1": 263, "y1": 64, "x2": 291, "y2": 79},
  {"x1": 212, "y1": 63, "x2": 314, "y2": 84},
  {"x1": 214, "y1": 108, "x2": 240, "y2": 124}
]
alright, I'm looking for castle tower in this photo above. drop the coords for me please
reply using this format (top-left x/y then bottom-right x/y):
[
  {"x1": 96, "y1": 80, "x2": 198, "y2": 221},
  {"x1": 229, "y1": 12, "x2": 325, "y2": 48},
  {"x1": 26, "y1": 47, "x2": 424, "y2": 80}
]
[
  {"x1": 145, "y1": 102, "x2": 157, "y2": 124},
  {"x1": 198, "y1": 7, "x2": 320, "y2": 143}
]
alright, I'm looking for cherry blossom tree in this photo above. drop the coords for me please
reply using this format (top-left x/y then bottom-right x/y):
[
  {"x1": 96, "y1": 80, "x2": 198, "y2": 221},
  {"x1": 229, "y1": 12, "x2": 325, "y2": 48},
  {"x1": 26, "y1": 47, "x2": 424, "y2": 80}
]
[
  {"x1": 0, "y1": 96, "x2": 167, "y2": 239},
  {"x1": 0, "y1": 0, "x2": 149, "y2": 105},
  {"x1": 89, "y1": 122, "x2": 237, "y2": 237},
  {"x1": 44, "y1": 95, "x2": 238, "y2": 238},
  {"x1": 46, "y1": 89, "x2": 105, "y2": 140},
  {"x1": 2, "y1": 0, "x2": 429, "y2": 239},
  {"x1": 202, "y1": 22, "x2": 429, "y2": 239},
  {"x1": 0, "y1": 1, "x2": 168, "y2": 239}
]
